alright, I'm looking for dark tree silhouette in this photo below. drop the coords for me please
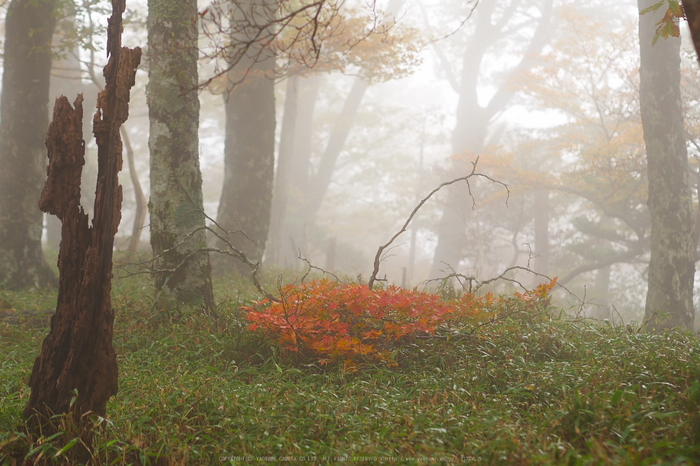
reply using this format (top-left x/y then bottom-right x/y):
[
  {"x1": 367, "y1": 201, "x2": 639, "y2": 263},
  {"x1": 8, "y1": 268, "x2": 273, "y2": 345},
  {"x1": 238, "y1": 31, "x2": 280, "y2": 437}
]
[{"x1": 0, "y1": 0, "x2": 58, "y2": 289}]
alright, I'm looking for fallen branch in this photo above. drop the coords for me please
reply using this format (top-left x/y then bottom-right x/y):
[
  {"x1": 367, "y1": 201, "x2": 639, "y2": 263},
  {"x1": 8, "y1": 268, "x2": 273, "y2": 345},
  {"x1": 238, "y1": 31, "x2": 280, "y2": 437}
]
[{"x1": 423, "y1": 263, "x2": 584, "y2": 307}]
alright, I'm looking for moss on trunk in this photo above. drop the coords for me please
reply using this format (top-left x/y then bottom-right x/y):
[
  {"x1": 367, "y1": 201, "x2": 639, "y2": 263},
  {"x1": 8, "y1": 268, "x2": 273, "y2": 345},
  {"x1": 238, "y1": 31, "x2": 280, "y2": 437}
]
[{"x1": 147, "y1": 0, "x2": 214, "y2": 310}]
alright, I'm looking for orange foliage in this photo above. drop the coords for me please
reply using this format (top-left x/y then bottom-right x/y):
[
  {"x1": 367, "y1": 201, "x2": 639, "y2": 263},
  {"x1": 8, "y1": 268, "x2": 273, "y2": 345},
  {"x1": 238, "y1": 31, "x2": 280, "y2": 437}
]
[{"x1": 244, "y1": 278, "x2": 557, "y2": 366}]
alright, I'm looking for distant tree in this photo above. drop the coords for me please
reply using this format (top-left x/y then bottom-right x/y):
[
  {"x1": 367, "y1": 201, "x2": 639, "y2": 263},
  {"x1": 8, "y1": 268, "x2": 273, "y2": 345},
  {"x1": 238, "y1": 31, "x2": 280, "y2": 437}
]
[
  {"x1": 638, "y1": 0, "x2": 695, "y2": 330},
  {"x1": 148, "y1": 0, "x2": 215, "y2": 310},
  {"x1": 0, "y1": 0, "x2": 57, "y2": 289},
  {"x1": 265, "y1": 0, "x2": 419, "y2": 267},
  {"x1": 266, "y1": 73, "x2": 320, "y2": 266},
  {"x1": 428, "y1": 0, "x2": 553, "y2": 279},
  {"x1": 515, "y1": 7, "x2": 649, "y2": 290},
  {"x1": 200, "y1": 0, "x2": 416, "y2": 272},
  {"x1": 213, "y1": 0, "x2": 277, "y2": 275}
]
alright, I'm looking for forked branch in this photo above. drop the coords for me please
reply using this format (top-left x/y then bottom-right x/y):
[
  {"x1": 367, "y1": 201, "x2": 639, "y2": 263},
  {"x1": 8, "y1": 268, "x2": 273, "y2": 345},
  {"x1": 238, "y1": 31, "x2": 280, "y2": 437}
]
[{"x1": 367, "y1": 157, "x2": 510, "y2": 290}]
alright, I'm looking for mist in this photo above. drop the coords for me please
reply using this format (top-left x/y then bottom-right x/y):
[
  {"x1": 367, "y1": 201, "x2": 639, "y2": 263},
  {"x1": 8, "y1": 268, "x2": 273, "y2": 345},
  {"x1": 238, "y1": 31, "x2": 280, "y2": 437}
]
[{"x1": 0, "y1": 0, "x2": 696, "y2": 326}]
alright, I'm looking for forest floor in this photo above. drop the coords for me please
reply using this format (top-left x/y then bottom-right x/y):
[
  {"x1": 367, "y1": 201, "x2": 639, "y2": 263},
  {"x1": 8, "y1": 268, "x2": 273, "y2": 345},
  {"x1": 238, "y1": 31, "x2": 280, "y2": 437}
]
[{"x1": 1, "y1": 270, "x2": 699, "y2": 465}]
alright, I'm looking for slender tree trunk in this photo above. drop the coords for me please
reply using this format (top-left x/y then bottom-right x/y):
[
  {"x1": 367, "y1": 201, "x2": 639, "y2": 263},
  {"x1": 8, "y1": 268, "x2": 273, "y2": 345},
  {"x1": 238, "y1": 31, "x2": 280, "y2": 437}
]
[
  {"x1": 534, "y1": 189, "x2": 550, "y2": 276},
  {"x1": 638, "y1": 0, "x2": 696, "y2": 330},
  {"x1": 295, "y1": 0, "x2": 406, "y2": 226},
  {"x1": 148, "y1": 0, "x2": 214, "y2": 310},
  {"x1": 267, "y1": 74, "x2": 321, "y2": 266},
  {"x1": 590, "y1": 265, "x2": 611, "y2": 320},
  {"x1": 123, "y1": 125, "x2": 147, "y2": 258},
  {"x1": 266, "y1": 75, "x2": 299, "y2": 267},
  {"x1": 305, "y1": 79, "x2": 369, "y2": 217},
  {"x1": 269, "y1": 76, "x2": 368, "y2": 268},
  {"x1": 429, "y1": 1, "x2": 505, "y2": 279},
  {"x1": 267, "y1": 0, "x2": 406, "y2": 269},
  {"x1": 0, "y1": 0, "x2": 57, "y2": 289}
]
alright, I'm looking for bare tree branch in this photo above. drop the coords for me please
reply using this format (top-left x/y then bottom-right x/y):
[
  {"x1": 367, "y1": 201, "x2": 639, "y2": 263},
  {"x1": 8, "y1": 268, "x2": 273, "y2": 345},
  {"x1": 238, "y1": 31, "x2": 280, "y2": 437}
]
[
  {"x1": 298, "y1": 253, "x2": 341, "y2": 283},
  {"x1": 198, "y1": 0, "x2": 387, "y2": 92},
  {"x1": 368, "y1": 157, "x2": 510, "y2": 290}
]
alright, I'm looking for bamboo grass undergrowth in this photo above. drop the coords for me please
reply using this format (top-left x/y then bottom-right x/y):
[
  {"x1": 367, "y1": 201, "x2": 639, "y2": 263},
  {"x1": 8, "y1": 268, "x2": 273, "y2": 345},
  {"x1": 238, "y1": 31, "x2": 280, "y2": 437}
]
[{"x1": 1, "y1": 274, "x2": 699, "y2": 465}]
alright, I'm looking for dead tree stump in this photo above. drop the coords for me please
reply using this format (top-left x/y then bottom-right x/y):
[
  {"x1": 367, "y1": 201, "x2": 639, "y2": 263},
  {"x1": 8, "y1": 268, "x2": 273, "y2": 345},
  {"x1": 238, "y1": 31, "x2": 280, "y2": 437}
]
[{"x1": 23, "y1": 0, "x2": 141, "y2": 437}]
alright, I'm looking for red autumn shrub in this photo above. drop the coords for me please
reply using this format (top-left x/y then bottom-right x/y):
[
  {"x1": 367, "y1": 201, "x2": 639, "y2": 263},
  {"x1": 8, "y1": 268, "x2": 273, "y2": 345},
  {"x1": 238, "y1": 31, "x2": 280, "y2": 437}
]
[
  {"x1": 244, "y1": 278, "x2": 557, "y2": 366},
  {"x1": 245, "y1": 280, "x2": 453, "y2": 364}
]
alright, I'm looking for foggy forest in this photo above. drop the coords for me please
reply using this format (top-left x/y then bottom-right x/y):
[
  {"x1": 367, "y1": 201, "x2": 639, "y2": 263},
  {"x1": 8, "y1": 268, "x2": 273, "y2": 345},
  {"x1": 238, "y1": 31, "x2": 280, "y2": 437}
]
[{"x1": 1, "y1": 0, "x2": 700, "y2": 464}]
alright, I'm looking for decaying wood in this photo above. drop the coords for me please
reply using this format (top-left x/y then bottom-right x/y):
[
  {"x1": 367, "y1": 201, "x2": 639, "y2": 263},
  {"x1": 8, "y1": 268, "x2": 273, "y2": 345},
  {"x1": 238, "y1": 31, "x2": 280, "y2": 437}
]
[
  {"x1": 23, "y1": 0, "x2": 141, "y2": 437},
  {"x1": 683, "y1": 1, "x2": 700, "y2": 62}
]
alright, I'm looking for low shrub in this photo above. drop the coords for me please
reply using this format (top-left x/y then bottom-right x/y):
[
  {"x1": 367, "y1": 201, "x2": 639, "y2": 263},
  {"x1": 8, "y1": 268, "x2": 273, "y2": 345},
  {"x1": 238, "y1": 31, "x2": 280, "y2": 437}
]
[{"x1": 244, "y1": 278, "x2": 557, "y2": 367}]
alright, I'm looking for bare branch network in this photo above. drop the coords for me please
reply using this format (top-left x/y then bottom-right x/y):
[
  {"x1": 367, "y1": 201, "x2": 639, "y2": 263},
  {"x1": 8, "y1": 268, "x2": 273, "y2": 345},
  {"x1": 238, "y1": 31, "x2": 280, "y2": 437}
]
[
  {"x1": 198, "y1": 0, "x2": 389, "y2": 92},
  {"x1": 118, "y1": 159, "x2": 581, "y2": 315}
]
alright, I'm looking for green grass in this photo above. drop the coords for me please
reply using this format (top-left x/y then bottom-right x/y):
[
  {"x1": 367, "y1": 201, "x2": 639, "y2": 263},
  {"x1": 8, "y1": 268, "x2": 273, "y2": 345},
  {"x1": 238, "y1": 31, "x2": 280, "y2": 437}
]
[{"x1": 1, "y1": 275, "x2": 699, "y2": 465}]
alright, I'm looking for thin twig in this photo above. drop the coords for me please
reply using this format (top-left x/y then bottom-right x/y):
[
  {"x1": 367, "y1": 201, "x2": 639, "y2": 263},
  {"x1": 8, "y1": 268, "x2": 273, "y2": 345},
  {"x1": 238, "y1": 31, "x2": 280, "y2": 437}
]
[{"x1": 298, "y1": 253, "x2": 341, "y2": 283}]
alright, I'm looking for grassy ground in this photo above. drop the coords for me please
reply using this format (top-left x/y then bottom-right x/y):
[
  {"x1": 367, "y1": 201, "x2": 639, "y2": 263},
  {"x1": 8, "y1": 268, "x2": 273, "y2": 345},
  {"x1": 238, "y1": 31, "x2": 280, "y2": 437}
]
[{"x1": 1, "y1": 274, "x2": 699, "y2": 465}]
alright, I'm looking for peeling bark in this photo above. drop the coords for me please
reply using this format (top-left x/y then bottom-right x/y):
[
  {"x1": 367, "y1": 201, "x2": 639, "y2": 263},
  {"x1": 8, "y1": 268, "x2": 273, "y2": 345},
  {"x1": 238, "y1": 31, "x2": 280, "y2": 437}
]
[{"x1": 24, "y1": 0, "x2": 141, "y2": 439}]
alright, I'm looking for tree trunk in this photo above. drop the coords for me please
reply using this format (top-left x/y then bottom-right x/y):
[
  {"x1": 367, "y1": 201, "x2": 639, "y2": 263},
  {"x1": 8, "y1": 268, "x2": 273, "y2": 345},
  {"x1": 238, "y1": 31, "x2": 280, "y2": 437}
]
[
  {"x1": 305, "y1": 79, "x2": 369, "y2": 218},
  {"x1": 590, "y1": 265, "x2": 611, "y2": 320},
  {"x1": 123, "y1": 125, "x2": 147, "y2": 258},
  {"x1": 683, "y1": 0, "x2": 700, "y2": 60},
  {"x1": 267, "y1": 75, "x2": 368, "y2": 269},
  {"x1": 266, "y1": 74, "x2": 300, "y2": 266},
  {"x1": 638, "y1": 0, "x2": 696, "y2": 331},
  {"x1": 148, "y1": 0, "x2": 215, "y2": 310},
  {"x1": 214, "y1": 0, "x2": 277, "y2": 275},
  {"x1": 266, "y1": 74, "x2": 321, "y2": 267},
  {"x1": 0, "y1": 0, "x2": 57, "y2": 289},
  {"x1": 24, "y1": 0, "x2": 141, "y2": 442},
  {"x1": 534, "y1": 189, "x2": 550, "y2": 276}
]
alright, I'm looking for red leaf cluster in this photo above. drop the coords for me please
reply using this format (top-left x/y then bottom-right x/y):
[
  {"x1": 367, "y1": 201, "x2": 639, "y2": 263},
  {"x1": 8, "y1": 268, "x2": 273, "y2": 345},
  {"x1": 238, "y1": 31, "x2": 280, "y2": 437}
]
[{"x1": 244, "y1": 278, "x2": 557, "y2": 366}]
